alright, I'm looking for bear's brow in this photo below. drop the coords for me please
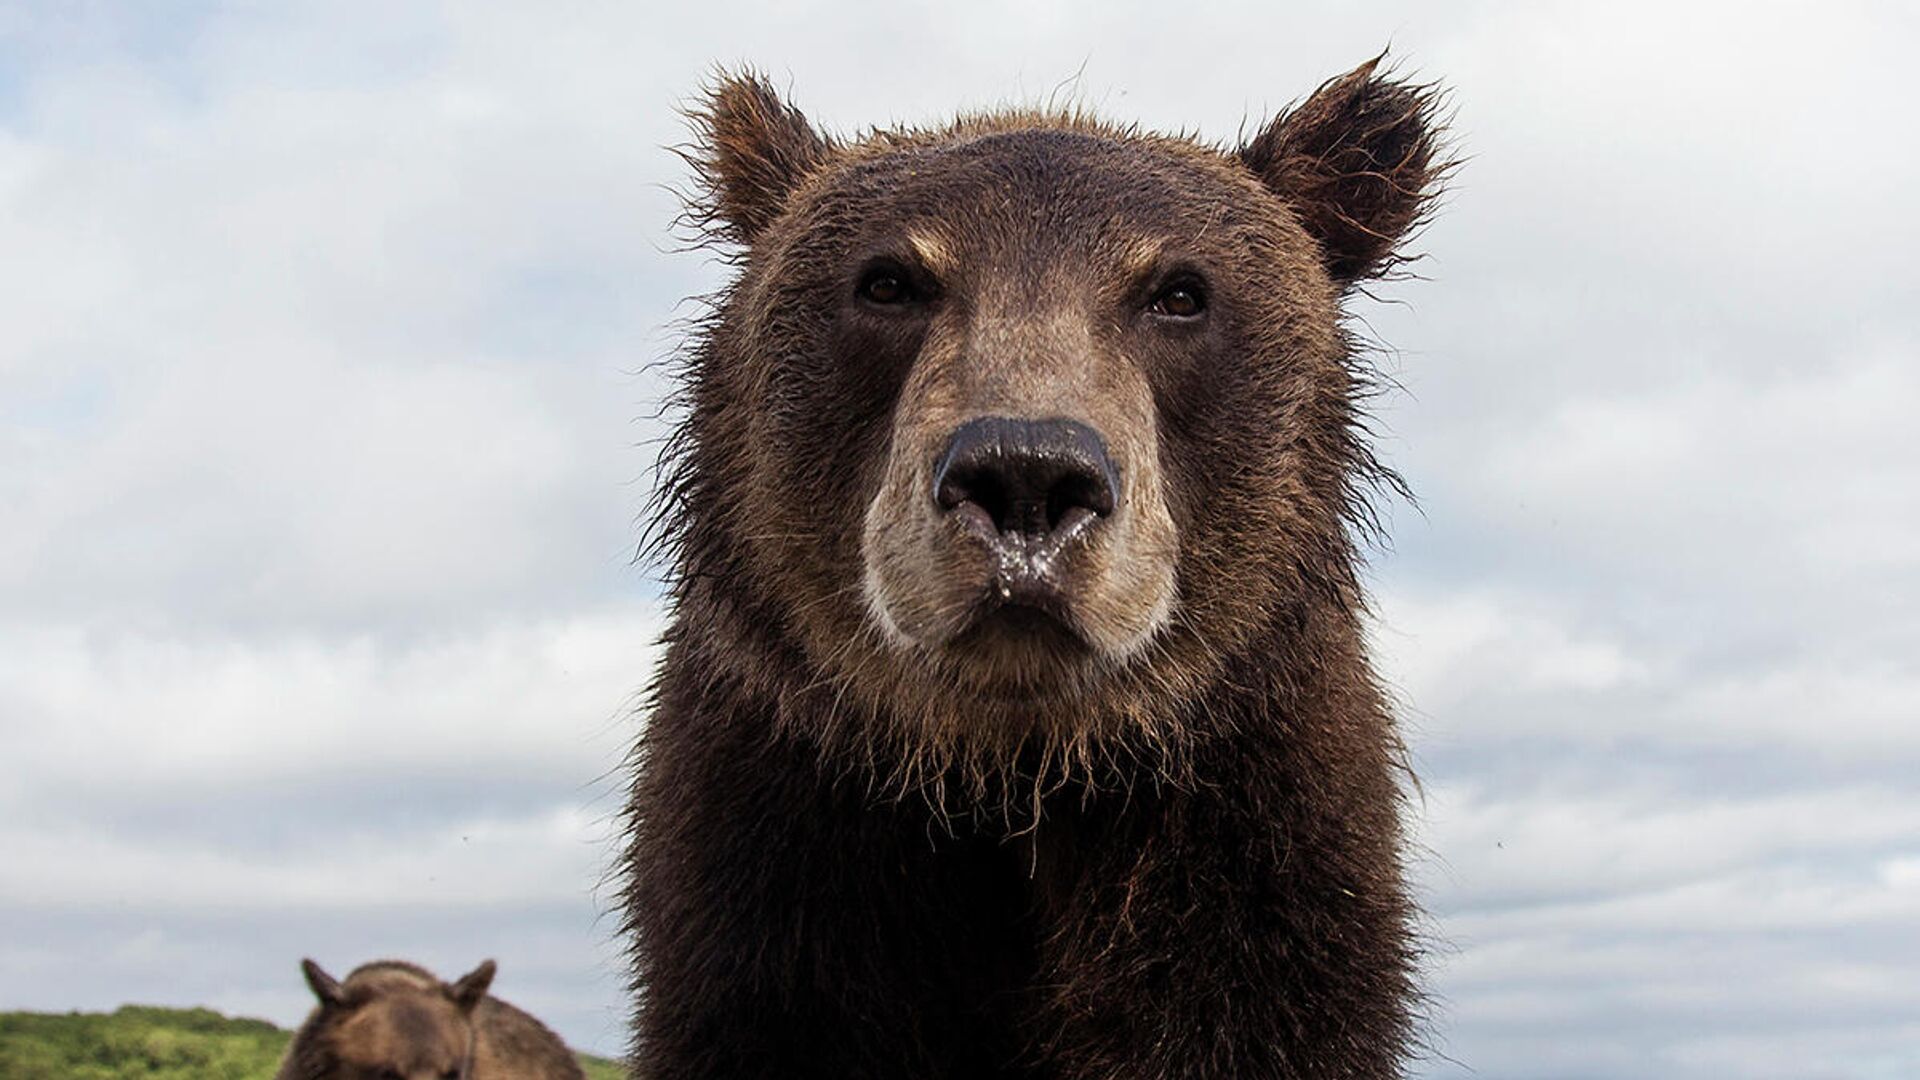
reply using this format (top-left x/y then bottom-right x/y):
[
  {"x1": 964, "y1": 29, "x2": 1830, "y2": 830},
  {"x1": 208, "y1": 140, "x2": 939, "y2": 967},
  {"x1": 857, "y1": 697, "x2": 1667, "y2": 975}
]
[
  {"x1": 906, "y1": 230, "x2": 956, "y2": 278},
  {"x1": 1120, "y1": 236, "x2": 1168, "y2": 283}
]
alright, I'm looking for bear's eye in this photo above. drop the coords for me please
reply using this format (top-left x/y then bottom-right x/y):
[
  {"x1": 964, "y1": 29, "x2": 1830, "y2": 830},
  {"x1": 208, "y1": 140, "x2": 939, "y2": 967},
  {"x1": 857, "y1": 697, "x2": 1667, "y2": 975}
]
[
  {"x1": 1148, "y1": 279, "x2": 1207, "y2": 319},
  {"x1": 857, "y1": 268, "x2": 917, "y2": 306}
]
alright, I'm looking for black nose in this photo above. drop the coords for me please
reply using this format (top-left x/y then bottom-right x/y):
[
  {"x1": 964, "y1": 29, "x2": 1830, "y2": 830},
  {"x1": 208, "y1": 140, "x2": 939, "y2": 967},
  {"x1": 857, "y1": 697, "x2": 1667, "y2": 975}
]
[{"x1": 932, "y1": 417, "x2": 1119, "y2": 542}]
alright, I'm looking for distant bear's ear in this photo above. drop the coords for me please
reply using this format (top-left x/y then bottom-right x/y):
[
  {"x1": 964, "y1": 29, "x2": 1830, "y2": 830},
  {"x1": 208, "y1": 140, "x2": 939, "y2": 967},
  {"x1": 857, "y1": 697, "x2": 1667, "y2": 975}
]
[
  {"x1": 686, "y1": 71, "x2": 833, "y2": 245},
  {"x1": 301, "y1": 959, "x2": 345, "y2": 1007},
  {"x1": 1238, "y1": 56, "x2": 1448, "y2": 286},
  {"x1": 448, "y1": 959, "x2": 496, "y2": 1012}
]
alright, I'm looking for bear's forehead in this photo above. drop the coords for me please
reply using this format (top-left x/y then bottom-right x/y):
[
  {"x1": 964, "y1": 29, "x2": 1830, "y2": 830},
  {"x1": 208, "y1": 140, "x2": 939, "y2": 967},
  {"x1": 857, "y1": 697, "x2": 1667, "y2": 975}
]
[
  {"x1": 330, "y1": 993, "x2": 466, "y2": 1071},
  {"x1": 821, "y1": 127, "x2": 1263, "y2": 246}
]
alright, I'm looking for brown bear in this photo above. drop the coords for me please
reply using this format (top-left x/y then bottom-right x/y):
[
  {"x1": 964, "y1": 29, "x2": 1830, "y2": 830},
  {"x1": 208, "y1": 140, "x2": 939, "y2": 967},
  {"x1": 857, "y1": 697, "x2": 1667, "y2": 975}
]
[
  {"x1": 276, "y1": 958, "x2": 587, "y2": 1080},
  {"x1": 625, "y1": 56, "x2": 1448, "y2": 1079}
]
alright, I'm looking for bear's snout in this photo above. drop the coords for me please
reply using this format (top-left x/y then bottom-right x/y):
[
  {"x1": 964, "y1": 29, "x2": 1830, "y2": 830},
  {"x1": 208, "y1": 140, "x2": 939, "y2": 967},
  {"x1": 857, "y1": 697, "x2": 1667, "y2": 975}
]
[
  {"x1": 932, "y1": 416, "x2": 1118, "y2": 549},
  {"x1": 861, "y1": 389, "x2": 1177, "y2": 672}
]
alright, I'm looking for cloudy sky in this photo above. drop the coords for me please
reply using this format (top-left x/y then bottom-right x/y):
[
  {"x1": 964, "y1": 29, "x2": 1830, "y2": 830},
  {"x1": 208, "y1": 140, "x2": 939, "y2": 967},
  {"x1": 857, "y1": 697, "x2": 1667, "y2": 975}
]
[{"x1": 3, "y1": 2, "x2": 1916, "y2": 1075}]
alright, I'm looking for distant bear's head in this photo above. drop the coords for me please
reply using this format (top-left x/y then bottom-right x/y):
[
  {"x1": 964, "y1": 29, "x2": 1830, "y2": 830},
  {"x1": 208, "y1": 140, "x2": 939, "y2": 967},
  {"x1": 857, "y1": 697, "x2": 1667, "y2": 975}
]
[
  {"x1": 661, "y1": 60, "x2": 1446, "y2": 790},
  {"x1": 297, "y1": 958, "x2": 494, "y2": 1080}
]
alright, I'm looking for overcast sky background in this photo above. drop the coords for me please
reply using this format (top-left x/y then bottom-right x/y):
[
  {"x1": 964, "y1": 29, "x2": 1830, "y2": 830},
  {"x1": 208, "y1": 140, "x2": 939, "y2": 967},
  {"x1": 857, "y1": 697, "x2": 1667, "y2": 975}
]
[{"x1": 2, "y1": 2, "x2": 1917, "y2": 1076}]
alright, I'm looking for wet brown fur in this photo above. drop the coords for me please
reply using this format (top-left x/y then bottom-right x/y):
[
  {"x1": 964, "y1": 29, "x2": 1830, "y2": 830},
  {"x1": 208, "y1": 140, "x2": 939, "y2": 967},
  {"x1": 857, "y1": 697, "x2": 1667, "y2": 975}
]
[
  {"x1": 276, "y1": 959, "x2": 587, "y2": 1080},
  {"x1": 627, "y1": 57, "x2": 1451, "y2": 1079}
]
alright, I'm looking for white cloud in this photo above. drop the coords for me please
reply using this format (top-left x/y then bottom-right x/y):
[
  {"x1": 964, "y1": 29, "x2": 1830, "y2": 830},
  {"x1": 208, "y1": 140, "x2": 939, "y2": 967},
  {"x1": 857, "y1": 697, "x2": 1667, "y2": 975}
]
[
  {"x1": 1376, "y1": 584, "x2": 1920, "y2": 763},
  {"x1": 1416, "y1": 783, "x2": 1920, "y2": 913},
  {"x1": 0, "y1": 805, "x2": 605, "y2": 911},
  {"x1": 0, "y1": 608, "x2": 652, "y2": 1048},
  {"x1": 1373, "y1": 589, "x2": 1653, "y2": 709},
  {"x1": 1479, "y1": 345, "x2": 1920, "y2": 590},
  {"x1": 0, "y1": 608, "x2": 658, "y2": 806},
  {"x1": 1413, "y1": 781, "x2": 1920, "y2": 1078}
]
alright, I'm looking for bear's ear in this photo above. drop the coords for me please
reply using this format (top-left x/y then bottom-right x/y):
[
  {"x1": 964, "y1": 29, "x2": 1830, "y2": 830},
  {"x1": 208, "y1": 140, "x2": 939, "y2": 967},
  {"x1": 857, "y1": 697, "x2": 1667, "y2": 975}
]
[
  {"x1": 686, "y1": 71, "x2": 833, "y2": 246},
  {"x1": 447, "y1": 959, "x2": 496, "y2": 1013},
  {"x1": 301, "y1": 958, "x2": 345, "y2": 1007},
  {"x1": 1238, "y1": 57, "x2": 1448, "y2": 287}
]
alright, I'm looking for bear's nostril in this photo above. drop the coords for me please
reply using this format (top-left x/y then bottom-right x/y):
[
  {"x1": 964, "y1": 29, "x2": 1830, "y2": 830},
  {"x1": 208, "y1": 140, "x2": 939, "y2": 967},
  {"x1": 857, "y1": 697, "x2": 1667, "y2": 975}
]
[
  {"x1": 937, "y1": 463, "x2": 1011, "y2": 533},
  {"x1": 1046, "y1": 473, "x2": 1110, "y2": 532},
  {"x1": 932, "y1": 417, "x2": 1119, "y2": 543}
]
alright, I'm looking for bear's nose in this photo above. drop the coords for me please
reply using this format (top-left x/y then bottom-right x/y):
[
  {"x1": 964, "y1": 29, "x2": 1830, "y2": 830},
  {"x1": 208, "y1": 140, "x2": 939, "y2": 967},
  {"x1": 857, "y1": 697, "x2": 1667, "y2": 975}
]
[{"x1": 932, "y1": 417, "x2": 1119, "y2": 544}]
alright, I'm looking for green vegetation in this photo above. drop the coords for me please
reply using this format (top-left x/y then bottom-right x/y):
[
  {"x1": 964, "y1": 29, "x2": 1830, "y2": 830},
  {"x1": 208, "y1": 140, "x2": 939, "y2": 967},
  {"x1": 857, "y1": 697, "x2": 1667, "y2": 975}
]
[
  {"x1": 0, "y1": 1005, "x2": 625, "y2": 1079},
  {"x1": 0, "y1": 1006, "x2": 286, "y2": 1080},
  {"x1": 577, "y1": 1053, "x2": 628, "y2": 1080}
]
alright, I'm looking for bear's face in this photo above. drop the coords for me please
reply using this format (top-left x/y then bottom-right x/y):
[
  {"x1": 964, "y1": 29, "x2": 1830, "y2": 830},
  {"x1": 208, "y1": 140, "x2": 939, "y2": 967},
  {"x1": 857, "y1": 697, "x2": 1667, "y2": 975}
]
[
  {"x1": 325, "y1": 994, "x2": 470, "y2": 1080},
  {"x1": 297, "y1": 959, "x2": 493, "y2": 1080},
  {"x1": 674, "y1": 62, "x2": 1444, "y2": 776}
]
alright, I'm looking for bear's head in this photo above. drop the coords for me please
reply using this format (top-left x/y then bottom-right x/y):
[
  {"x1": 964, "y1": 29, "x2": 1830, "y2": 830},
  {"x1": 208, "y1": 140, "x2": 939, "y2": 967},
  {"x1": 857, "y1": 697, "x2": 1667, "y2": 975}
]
[
  {"x1": 297, "y1": 958, "x2": 494, "y2": 1080},
  {"x1": 660, "y1": 59, "x2": 1446, "y2": 792}
]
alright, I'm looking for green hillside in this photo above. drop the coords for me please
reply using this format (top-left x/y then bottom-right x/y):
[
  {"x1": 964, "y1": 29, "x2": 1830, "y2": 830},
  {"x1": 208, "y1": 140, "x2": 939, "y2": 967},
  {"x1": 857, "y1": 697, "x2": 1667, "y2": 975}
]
[{"x1": 0, "y1": 1005, "x2": 625, "y2": 1080}]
